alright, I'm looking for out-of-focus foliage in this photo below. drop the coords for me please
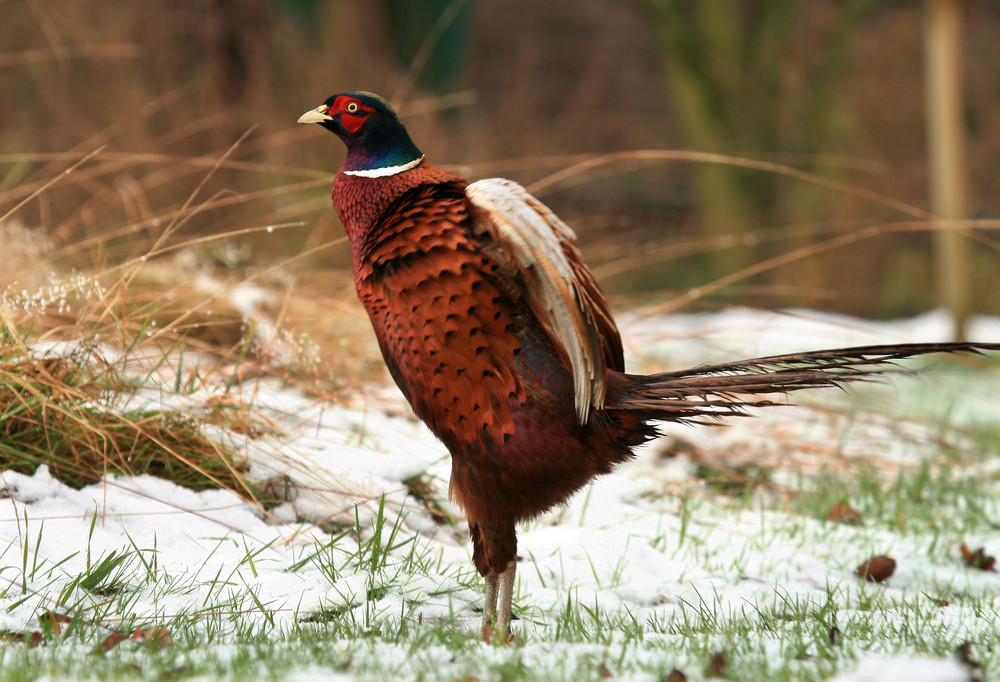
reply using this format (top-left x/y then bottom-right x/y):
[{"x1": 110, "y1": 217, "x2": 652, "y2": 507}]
[{"x1": 641, "y1": 1, "x2": 876, "y2": 276}]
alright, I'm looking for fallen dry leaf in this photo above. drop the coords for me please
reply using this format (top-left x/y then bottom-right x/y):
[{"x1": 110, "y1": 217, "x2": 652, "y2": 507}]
[
  {"x1": 95, "y1": 632, "x2": 129, "y2": 653},
  {"x1": 827, "y1": 502, "x2": 863, "y2": 526},
  {"x1": 38, "y1": 611, "x2": 72, "y2": 635},
  {"x1": 90, "y1": 626, "x2": 171, "y2": 654},
  {"x1": 2, "y1": 631, "x2": 42, "y2": 647},
  {"x1": 664, "y1": 668, "x2": 688, "y2": 682},
  {"x1": 705, "y1": 651, "x2": 727, "y2": 678},
  {"x1": 856, "y1": 555, "x2": 896, "y2": 583},
  {"x1": 131, "y1": 625, "x2": 171, "y2": 647},
  {"x1": 959, "y1": 544, "x2": 996, "y2": 572},
  {"x1": 955, "y1": 641, "x2": 985, "y2": 682}
]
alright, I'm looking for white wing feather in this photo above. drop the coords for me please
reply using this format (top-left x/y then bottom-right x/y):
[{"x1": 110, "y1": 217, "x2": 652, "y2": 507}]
[{"x1": 466, "y1": 178, "x2": 606, "y2": 424}]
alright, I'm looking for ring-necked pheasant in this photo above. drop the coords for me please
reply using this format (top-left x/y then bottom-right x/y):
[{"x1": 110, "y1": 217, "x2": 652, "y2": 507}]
[{"x1": 299, "y1": 91, "x2": 998, "y2": 640}]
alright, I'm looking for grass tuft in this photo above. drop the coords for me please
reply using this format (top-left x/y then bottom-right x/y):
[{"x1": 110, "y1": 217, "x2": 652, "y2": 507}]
[{"x1": 0, "y1": 316, "x2": 265, "y2": 501}]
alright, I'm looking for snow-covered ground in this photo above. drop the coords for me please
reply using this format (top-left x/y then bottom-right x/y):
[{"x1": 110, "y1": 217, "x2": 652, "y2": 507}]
[{"x1": 0, "y1": 308, "x2": 997, "y2": 681}]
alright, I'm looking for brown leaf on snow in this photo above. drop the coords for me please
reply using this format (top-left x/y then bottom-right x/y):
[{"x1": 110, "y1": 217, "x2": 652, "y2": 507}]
[
  {"x1": 90, "y1": 626, "x2": 170, "y2": 654},
  {"x1": 955, "y1": 641, "x2": 985, "y2": 682},
  {"x1": 131, "y1": 626, "x2": 171, "y2": 647},
  {"x1": 705, "y1": 651, "x2": 727, "y2": 678},
  {"x1": 2, "y1": 631, "x2": 42, "y2": 647},
  {"x1": 38, "y1": 611, "x2": 72, "y2": 635},
  {"x1": 94, "y1": 632, "x2": 130, "y2": 653},
  {"x1": 664, "y1": 668, "x2": 688, "y2": 682},
  {"x1": 856, "y1": 555, "x2": 896, "y2": 582},
  {"x1": 826, "y1": 502, "x2": 863, "y2": 526},
  {"x1": 959, "y1": 544, "x2": 996, "y2": 572}
]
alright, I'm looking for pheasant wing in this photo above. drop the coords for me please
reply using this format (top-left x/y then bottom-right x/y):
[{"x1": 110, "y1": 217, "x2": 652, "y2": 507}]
[{"x1": 466, "y1": 178, "x2": 623, "y2": 424}]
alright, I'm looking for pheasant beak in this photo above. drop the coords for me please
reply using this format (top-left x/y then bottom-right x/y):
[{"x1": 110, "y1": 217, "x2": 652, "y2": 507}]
[{"x1": 298, "y1": 105, "x2": 333, "y2": 124}]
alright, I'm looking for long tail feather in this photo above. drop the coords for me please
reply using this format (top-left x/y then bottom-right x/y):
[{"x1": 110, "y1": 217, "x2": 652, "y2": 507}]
[{"x1": 623, "y1": 342, "x2": 1000, "y2": 424}]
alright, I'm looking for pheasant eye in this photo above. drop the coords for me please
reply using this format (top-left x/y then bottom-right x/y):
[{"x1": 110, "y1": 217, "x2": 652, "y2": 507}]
[{"x1": 346, "y1": 102, "x2": 360, "y2": 113}]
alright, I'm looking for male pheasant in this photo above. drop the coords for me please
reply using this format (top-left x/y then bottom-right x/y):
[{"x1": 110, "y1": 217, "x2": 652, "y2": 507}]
[{"x1": 299, "y1": 91, "x2": 998, "y2": 640}]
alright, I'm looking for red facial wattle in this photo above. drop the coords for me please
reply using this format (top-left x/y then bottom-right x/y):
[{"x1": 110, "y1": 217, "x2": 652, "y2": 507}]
[{"x1": 333, "y1": 96, "x2": 375, "y2": 134}]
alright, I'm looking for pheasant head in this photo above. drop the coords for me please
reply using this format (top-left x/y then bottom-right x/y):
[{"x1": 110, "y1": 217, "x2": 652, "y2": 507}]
[{"x1": 298, "y1": 91, "x2": 424, "y2": 177}]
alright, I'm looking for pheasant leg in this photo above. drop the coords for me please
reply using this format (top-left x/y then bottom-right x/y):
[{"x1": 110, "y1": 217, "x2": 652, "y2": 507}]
[
  {"x1": 495, "y1": 562, "x2": 516, "y2": 638},
  {"x1": 481, "y1": 572, "x2": 499, "y2": 636}
]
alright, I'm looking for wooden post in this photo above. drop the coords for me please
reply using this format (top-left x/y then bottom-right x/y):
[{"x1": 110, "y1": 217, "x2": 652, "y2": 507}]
[{"x1": 925, "y1": 0, "x2": 971, "y2": 340}]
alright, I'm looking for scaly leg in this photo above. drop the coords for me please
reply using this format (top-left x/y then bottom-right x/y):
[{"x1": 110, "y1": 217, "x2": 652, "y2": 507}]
[
  {"x1": 495, "y1": 562, "x2": 516, "y2": 638},
  {"x1": 481, "y1": 572, "x2": 499, "y2": 636}
]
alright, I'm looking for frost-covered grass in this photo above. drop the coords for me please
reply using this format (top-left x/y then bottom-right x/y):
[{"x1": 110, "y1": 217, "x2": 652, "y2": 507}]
[
  {"x1": 0, "y1": 308, "x2": 998, "y2": 681},
  {"x1": 1, "y1": 452, "x2": 997, "y2": 682}
]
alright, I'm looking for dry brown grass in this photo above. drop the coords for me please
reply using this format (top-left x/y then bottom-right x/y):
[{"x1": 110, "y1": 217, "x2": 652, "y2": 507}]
[
  {"x1": 0, "y1": 320, "x2": 253, "y2": 495},
  {"x1": 0, "y1": 136, "x2": 383, "y2": 503}
]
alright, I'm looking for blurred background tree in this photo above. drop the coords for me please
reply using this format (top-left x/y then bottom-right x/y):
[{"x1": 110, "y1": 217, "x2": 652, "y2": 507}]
[
  {"x1": 641, "y1": 0, "x2": 877, "y2": 280},
  {"x1": 1, "y1": 0, "x2": 997, "y2": 323}
]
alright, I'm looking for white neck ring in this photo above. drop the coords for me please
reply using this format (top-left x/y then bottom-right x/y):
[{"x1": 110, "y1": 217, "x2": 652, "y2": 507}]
[{"x1": 343, "y1": 156, "x2": 424, "y2": 178}]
